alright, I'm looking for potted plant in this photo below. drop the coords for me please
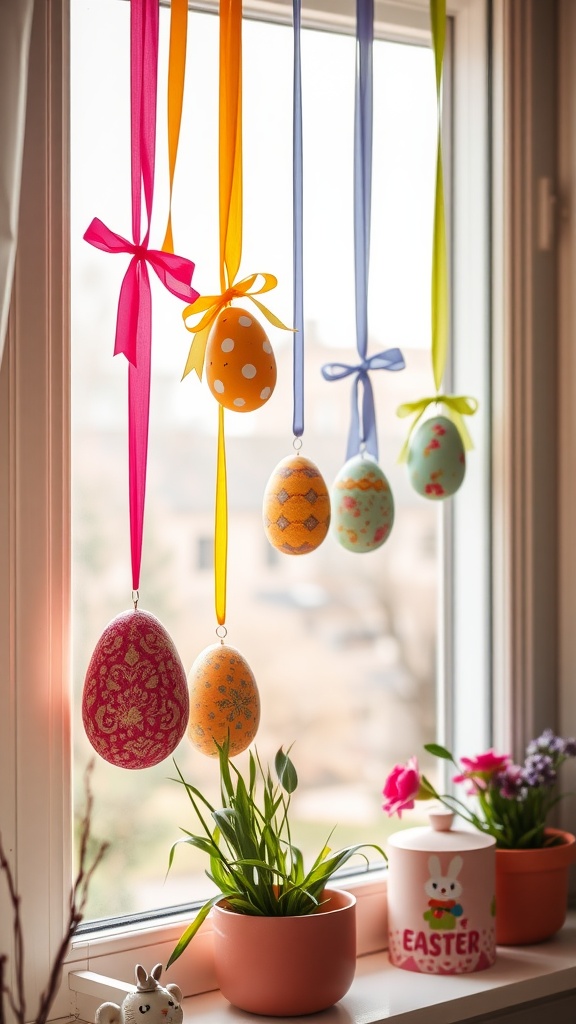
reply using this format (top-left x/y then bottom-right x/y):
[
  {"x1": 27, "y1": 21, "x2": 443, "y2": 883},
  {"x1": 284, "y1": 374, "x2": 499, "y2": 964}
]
[
  {"x1": 167, "y1": 740, "x2": 385, "y2": 1015},
  {"x1": 382, "y1": 729, "x2": 576, "y2": 945}
]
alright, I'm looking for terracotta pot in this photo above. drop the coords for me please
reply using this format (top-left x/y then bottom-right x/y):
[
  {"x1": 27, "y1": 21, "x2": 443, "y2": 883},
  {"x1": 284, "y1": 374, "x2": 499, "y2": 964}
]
[
  {"x1": 211, "y1": 888, "x2": 356, "y2": 1016},
  {"x1": 495, "y1": 828, "x2": 576, "y2": 945}
]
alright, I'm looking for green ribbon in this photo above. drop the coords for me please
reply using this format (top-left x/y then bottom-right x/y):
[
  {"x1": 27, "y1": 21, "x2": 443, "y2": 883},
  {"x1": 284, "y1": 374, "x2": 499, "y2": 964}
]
[
  {"x1": 397, "y1": 0, "x2": 478, "y2": 468},
  {"x1": 397, "y1": 394, "x2": 479, "y2": 463},
  {"x1": 430, "y1": 0, "x2": 447, "y2": 392}
]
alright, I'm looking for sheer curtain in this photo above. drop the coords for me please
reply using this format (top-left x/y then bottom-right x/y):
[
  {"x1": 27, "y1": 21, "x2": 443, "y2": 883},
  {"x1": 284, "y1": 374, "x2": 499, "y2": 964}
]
[{"x1": 0, "y1": 0, "x2": 34, "y2": 365}]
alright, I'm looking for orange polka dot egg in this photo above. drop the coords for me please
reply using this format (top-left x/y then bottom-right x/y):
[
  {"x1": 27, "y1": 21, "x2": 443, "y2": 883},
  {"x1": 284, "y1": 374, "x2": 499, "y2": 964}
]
[
  {"x1": 263, "y1": 454, "x2": 331, "y2": 555},
  {"x1": 187, "y1": 643, "x2": 261, "y2": 757},
  {"x1": 205, "y1": 306, "x2": 277, "y2": 412},
  {"x1": 82, "y1": 609, "x2": 189, "y2": 769}
]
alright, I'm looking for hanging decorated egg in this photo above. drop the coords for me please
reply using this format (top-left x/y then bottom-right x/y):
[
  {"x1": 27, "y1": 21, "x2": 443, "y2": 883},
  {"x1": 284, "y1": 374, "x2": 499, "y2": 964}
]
[
  {"x1": 205, "y1": 306, "x2": 276, "y2": 412},
  {"x1": 407, "y1": 415, "x2": 466, "y2": 499},
  {"x1": 263, "y1": 454, "x2": 331, "y2": 555},
  {"x1": 330, "y1": 454, "x2": 394, "y2": 552},
  {"x1": 187, "y1": 643, "x2": 260, "y2": 757},
  {"x1": 82, "y1": 609, "x2": 189, "y2": 769}
]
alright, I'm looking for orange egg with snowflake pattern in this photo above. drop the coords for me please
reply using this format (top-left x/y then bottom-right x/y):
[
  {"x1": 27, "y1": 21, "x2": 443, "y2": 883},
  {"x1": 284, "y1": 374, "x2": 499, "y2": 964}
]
[
  {"x1": 205, "y1": 306, "x2": 277, "y2": 412},
  {"x1": 187, "y1": 643, "x2": 260, "y2": 757},
  {"x1": 263, "y1": 455, "x2": 331, "y2": 554}
]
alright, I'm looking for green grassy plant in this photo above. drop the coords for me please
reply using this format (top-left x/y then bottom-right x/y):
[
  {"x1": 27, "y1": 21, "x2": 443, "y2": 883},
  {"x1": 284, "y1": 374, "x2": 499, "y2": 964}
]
[{"x1": 167, "y1": 740, "x2": 386, "y2": 966}]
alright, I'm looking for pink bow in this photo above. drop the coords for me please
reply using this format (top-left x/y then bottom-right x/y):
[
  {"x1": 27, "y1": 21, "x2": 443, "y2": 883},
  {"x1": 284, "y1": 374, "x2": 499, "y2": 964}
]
[
  {"x1": 83, "y1": 0, "x2": 199, "y2": 592},
  {"x1": 84, "y1": 217, "x2": 198, "y2": 366}
]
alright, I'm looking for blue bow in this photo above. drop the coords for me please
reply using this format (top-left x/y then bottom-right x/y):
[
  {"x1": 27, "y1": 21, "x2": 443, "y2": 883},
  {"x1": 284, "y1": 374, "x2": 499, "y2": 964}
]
[{"x1": 321, "y1": 348, "x2": 405, "y2": 460}]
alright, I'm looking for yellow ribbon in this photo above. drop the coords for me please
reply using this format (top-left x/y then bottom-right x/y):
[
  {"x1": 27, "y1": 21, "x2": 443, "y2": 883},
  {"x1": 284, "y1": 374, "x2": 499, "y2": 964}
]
[
  {"x1": 162, "y1": 0, "x2": 188, "y2": 255},
  {"x1": 396, "y1": 394, "x2": 479, "y2": 463},
  {"x1": 215, "y1": 405, "x2": 228, "y2": 625},
  {"x1": 210, "y1": 0, "x2": 292, "y2": 627},
  {"x1": 181, "y1": 272, "x2": 291, "y2": 380}
]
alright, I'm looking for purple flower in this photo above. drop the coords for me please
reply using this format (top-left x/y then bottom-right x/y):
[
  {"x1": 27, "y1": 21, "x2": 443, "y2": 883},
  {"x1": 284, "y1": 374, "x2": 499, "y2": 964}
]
[
  {"x1": 522, "y1": 753, "x2": 557, "y2": 788},
  {"x1": 496, "y1": 763, "x2": 525, "y2": 799},
  {"x1": 527, "y1": 729, "x2": 564, "y2": 756},
  {"x1": 564, "y1": 737, "x2": 576, "y2": 757}
]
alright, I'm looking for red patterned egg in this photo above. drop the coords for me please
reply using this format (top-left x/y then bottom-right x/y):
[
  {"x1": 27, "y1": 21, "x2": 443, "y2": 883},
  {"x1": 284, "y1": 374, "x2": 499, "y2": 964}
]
[
  {"x1": 82, "y1": 609, "x2": 189, "y2": 769},
  {"x1": 205, "y1": 306, "x2": 277, "y2": 412},
  {"x1": 187, "y1": 643, "x2": 260, "y2": 757}
]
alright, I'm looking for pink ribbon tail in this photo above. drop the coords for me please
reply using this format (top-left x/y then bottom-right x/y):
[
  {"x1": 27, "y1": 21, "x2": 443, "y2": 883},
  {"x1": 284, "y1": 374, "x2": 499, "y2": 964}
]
[
  {"x1": 128, "y1": 268, "x2": 152, "y2": 593},
  {"x1": 82, "y1": 0, "x2": 200, "y2": 595}
]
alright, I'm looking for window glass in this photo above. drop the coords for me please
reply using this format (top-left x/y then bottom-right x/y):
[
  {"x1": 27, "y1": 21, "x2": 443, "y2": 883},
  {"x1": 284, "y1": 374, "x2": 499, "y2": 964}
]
[{"x1": 71, "y1": 0, "x2": 439, "y2": 920}]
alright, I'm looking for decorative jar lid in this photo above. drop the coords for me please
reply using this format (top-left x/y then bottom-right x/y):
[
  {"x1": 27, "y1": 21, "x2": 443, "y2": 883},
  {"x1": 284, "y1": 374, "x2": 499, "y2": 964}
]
[{"x1": 389, "y1": 810, "x2": 496, "y2": 853}]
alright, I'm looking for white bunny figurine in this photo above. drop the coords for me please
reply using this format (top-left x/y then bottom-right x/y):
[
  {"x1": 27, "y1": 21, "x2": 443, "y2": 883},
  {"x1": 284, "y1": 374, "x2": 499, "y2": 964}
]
[
  {"x1": 423, "y1": 854, "x2": 464, "y2": 930},
  {"x1": 96, "y1": 964, "x2": 183, "y2": 1024}
]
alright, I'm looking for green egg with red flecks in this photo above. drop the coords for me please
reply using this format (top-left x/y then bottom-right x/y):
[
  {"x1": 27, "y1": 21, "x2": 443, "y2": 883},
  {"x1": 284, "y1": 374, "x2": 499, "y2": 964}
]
[
  {"x1": 330, "y1": 454, "x2": 394, "y2": 552},
  {"x1": 407, "y1": 415, "x2": 466, "y2": 499}
]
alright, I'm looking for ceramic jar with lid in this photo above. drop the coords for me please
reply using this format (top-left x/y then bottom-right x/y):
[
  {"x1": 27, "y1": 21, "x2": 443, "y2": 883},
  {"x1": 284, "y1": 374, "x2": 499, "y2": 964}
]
[{"x1": 387, "y1": 810, "x2": 496, "y2": 975}]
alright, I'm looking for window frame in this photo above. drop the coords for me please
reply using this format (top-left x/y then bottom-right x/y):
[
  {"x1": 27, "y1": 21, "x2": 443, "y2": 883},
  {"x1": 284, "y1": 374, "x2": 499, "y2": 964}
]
[{"x1": 2, "y1": 0, "x2": 565, "y2": 1018}]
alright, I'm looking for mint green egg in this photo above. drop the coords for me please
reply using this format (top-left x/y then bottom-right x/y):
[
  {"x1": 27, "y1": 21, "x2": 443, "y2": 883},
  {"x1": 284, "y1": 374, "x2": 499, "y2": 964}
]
[
  {"x1": 330, "y1": 454, "x2": 394, "y2": 552},
  {"x1": 408, "y1": 416, "x2": 466, "y2": 499}
]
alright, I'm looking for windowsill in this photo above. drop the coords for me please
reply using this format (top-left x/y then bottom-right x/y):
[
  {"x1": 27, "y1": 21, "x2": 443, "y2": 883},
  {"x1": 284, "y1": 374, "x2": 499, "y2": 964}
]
[{"x1": 69, "y1": 913, "x2": 576, "y2": 1024}]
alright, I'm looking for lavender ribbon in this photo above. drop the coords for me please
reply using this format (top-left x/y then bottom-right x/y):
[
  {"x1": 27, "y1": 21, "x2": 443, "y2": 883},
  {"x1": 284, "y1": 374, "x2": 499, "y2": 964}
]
[
  {"x1": 322, "y1": 349, "x2": 405, "y2": 459},
  {"x1": 322, "y1": 0, "x2": 405, "y2": 461},
  {"x1": 292, "y1": 0, "x2": 304, "y2": 437}
]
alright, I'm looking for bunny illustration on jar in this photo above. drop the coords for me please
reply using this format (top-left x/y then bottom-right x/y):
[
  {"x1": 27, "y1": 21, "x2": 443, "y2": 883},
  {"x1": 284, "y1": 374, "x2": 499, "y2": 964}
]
[
  {"x1": 387, "y1": 813, "x2": 496, "y2": 974},
  {"x1": 423, "y1": 855, "x2": 464, "y2": 930}
]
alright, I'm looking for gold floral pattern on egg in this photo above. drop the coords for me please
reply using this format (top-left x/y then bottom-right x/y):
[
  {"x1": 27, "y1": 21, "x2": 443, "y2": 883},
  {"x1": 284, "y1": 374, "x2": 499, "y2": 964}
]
[
  {"x1": 205, "y1": 306, "x2": 277, "y2": 412},
  {"x1": 82, "y1": 609, "x2": 189, "y2": 769}
]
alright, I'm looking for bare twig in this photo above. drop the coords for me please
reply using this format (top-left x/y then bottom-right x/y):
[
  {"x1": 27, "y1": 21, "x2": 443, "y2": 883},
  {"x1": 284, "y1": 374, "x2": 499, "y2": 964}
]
[
  {"x1": 1, "y1": 762, "x2": 109, "y2": 1024},
  {"x1": 0, "y1": 837, "x2": 26, "y2": 1024},
  {"x1": 0, "y1": 954, "x2": 8, "y2": 1024}
]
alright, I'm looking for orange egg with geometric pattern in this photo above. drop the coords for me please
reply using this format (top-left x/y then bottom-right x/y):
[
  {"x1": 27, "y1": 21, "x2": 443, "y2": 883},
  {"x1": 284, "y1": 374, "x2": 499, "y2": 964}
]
[
  {"x1": 263, "y1": 455, "x2": 331, "y2": 554},
  {"x1": 205, "y1": 306, "x2": 277, "y2": 412}
]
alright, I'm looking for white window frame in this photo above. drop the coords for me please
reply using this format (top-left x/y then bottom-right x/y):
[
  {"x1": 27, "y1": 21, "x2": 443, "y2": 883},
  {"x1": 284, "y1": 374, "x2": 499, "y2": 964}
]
[{"x1": 1, "y1": 0, "x2": 567, "y2": 1019}]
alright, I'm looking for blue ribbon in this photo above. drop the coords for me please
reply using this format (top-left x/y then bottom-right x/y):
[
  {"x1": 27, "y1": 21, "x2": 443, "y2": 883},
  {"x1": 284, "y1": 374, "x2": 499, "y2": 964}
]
[
  {"x1": 322, "y1": 348, "x2": 405, "y2": 460},
  {"x1": 354, "y1": 0, "x2": 373, "y2": 360},
  {"x1": 322, "y1": 0, "x2": 405, "y2": 463},
  {"x1": 292, "y1": 0, "x2": 304, "y2": 437}
]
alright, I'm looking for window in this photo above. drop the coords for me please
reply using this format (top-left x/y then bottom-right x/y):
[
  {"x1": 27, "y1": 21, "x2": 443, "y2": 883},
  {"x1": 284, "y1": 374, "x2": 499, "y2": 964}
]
[
  {"x1": 0, "y1": 0, "x2": 566, "y2": 1017},
  {"x1": 71, "y1": 0, "x2": 443, "y2": 922}
]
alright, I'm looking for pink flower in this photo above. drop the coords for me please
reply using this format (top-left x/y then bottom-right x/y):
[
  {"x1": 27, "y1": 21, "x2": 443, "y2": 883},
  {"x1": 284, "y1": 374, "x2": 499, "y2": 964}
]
[
  {"x1": 453, "y1": 749, "x2": 510, "y2": 791},
  {"x1": 382, "y1": 756, "x2": 421, "y2": 817}
]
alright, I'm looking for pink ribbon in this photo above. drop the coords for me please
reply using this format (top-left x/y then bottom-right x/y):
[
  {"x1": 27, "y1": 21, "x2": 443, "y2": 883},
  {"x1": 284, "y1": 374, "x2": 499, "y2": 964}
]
[{"x1": 83, "y1": 0, "x2": 199, "y2": 591}]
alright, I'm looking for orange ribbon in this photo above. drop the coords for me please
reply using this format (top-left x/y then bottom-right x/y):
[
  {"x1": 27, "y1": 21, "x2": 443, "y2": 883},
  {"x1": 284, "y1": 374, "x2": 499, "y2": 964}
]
[{"x1": 162, "y1": 0, "x2": 188, "y2": 255}]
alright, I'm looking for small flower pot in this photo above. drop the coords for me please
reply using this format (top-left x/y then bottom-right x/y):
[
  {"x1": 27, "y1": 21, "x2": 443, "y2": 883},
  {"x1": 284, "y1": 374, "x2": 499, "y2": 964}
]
[
  {"x1": 211, "y1": 888, "x2": 357, "y2": 1016},
  {"x1": 495, "y1": 829, "x2": 576, "y2": 945}
]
